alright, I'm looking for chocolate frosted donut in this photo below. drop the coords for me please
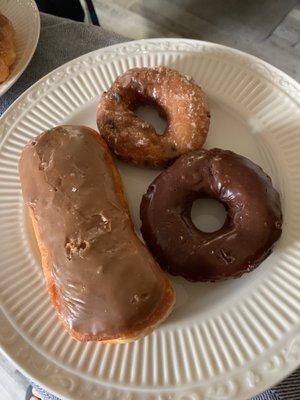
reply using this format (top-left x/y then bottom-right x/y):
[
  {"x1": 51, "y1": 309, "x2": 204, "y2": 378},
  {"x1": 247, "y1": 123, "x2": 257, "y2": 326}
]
[
  {"x1": 140, "y1": 148, "x2": 282, "y2": 281},
  {"x1": 97, "y1": 66, "x2": 210, "y2": 167}
]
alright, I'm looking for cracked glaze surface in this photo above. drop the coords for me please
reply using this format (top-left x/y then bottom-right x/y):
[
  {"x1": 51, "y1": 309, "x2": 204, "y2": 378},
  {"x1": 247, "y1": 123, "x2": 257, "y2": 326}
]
[{"x1": 97, "y1": 66, "x2": 210, "y2": 167}]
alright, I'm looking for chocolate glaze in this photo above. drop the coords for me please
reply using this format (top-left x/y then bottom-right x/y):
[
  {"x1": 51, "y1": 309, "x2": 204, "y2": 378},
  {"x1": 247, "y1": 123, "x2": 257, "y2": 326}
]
[
  {"x1": 140, "y1": 148, "x2": 282, "y2": 281},
  {"x1": 19, "y1": 126, "x2": 174, "y2": 340}
]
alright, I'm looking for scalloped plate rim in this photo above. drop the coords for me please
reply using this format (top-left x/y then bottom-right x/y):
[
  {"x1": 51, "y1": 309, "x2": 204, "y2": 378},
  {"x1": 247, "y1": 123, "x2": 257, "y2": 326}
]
[{"x1": 0, "y1": 37, "x2": 299, "y2": 124}]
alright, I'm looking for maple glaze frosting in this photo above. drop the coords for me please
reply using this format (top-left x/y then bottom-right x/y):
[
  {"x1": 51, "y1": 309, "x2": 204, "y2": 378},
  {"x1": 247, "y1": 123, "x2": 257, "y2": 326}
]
[
  {"x1": 97, "y1": 66, "x2": 210, "y2": 167},
  {"x1": 19, "y1": 125, "x2": 174, "y2": 341},
  {"x1": 141, "y1": 148, "x2": 283, "y2": 281}
]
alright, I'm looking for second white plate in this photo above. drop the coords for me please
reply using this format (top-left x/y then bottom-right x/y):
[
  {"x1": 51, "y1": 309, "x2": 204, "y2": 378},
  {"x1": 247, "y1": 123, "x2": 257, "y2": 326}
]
[
  {"x1": 0, "y1": 39, "x2": 299, "y2": 400},
  {"x1": 0, "y1": 0, "x2": 40, "y2": 96}
]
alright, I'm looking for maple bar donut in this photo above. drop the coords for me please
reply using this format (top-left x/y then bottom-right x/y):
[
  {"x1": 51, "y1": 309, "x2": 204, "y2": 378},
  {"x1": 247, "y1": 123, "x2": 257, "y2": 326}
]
[
  {"x1": 140, "y1": 148, "x2": 282, "y2": 281},
  {"x1": 19, "y1": 125, "x2": 175, "y2": 342},
  {"x1": 97, "y1": 66, "x2": 210, "y2": 167}
]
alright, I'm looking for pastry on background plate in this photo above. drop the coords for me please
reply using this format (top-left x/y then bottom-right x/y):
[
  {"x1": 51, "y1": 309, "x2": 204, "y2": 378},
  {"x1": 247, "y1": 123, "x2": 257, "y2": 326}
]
[{"x1": 0, "y1": 13, "x2": 16, "y2": 83}]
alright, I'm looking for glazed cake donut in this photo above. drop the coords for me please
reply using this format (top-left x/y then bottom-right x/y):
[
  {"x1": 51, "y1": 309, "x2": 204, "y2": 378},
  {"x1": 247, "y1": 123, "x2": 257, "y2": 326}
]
[
  {"x1": 97, "y1": 66, "x2": 210, "y2": 167},
  {"x1": 140, "y1": 148, "x2": 282, "y2": 281}
]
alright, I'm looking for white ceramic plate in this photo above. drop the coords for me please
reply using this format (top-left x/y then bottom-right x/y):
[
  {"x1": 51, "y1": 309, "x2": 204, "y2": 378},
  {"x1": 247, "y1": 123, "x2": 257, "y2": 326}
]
[
  {"x1": 0, "y1": 39, "x2": 299, "y2": 400},
  {"x1": 0, "y1": 0, "x2": 40, "y2": 96}
]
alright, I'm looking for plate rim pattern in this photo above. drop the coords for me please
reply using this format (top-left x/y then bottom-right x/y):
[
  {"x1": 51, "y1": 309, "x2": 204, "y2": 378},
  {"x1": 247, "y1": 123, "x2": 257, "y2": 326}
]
[{"x1": 0, "y1": 38, "x2": 299, "y2": 400}]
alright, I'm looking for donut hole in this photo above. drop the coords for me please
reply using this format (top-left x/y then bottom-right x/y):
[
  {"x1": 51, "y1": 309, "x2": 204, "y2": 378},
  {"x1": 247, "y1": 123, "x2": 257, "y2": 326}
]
[
  {"x1": 191, "y1": 198, "x2": 227, "y2": 233},
  {"x1": 134, "y1": 104, "x2": 167, "y2": 135}
]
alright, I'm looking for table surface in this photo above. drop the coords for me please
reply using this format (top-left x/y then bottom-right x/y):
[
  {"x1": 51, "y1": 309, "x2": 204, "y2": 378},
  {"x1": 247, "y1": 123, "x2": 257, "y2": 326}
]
[
  {"x1": 90, "y1": 0, "x2": 300, "y2": 81},
  {"x1": 1, "y1": 1, "x2": 299, "y2": 399}
]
